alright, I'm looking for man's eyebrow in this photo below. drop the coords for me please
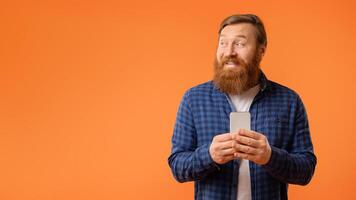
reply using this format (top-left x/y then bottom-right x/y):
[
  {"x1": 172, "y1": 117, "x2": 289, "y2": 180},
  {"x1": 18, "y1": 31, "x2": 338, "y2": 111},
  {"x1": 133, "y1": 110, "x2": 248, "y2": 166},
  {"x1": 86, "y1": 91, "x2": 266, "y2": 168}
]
[{"x1": 219, "y1": 34, "x2": 247, "y2": 39}]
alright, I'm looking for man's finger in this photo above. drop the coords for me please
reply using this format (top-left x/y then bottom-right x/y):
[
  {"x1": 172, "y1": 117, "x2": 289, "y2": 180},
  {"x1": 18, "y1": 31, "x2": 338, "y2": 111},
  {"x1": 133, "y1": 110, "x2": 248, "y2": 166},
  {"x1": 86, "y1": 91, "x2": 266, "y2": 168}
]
[
  {"x1": 222, "y1": 155, "x2": 235, "y2": 162},
  {"x1": 234, "y1": 152, "x2": 257, "y2": 162},
  {"x1": 214, "y1": 132, "x2": 236, "y2": 142},
  {"x1": 218, "y1": 148, "x2": 236, "y2": 156},
  {"x1": 235, "y1": 135, "x2": 259, "y2": 147},
  {"x1": 238, "y1": 129, "x2": 263, "y2": 140},
  {"x1": 234, "y1": 143, "x2": 259, "y2": 155},
  {"x1": 217, "y1": 140, "x2": 237, "y2": 150}
]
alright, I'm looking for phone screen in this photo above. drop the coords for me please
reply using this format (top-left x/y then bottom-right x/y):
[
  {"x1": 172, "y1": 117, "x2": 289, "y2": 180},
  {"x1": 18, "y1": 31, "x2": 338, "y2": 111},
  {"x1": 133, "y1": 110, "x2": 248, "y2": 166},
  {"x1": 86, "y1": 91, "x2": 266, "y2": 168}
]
[{"x1": 230, "y1": 112, "x2": 251, "y2": 132}]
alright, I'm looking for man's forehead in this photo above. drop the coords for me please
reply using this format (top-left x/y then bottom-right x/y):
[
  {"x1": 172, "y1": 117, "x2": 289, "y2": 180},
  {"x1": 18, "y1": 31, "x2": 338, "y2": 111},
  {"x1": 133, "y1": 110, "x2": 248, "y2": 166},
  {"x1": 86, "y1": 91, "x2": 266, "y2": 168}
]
[{"x1": 219, "y1": 23, "x2": 255, "y2": 38}]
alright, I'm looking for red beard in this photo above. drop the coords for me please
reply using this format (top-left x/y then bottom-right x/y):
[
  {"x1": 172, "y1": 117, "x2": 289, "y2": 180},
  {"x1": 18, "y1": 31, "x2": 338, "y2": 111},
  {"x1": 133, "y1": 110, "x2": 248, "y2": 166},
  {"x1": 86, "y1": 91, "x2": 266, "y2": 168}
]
[{"x1": 213, "y1": 53, "x2": 261, "y2": 95}]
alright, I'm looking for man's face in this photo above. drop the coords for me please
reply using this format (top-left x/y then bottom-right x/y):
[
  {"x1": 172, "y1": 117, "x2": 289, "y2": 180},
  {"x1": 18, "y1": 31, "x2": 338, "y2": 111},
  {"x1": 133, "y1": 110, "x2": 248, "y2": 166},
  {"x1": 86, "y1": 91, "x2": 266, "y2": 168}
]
[{"x1": 213, "y1": 23, "x2": 265, "y2": 94}]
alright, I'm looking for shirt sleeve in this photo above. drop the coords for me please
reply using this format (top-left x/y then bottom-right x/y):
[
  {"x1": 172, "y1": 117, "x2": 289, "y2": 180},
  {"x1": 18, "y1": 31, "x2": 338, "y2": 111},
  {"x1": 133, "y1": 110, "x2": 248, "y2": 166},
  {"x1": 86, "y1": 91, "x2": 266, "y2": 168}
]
[
  {"x1": 262, "y1": 95, "x2": 317, "y2": 185},
  {"x1": 168, "y1": 90, "x2": 220, "y2": 182}
]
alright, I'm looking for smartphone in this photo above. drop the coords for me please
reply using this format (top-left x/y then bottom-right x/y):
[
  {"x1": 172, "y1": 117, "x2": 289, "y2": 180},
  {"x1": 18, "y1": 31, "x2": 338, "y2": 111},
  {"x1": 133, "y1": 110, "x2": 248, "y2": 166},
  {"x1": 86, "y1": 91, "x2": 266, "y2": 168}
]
[{"x1": 230, "y1": 112, "x2": 251, "y2": 132}]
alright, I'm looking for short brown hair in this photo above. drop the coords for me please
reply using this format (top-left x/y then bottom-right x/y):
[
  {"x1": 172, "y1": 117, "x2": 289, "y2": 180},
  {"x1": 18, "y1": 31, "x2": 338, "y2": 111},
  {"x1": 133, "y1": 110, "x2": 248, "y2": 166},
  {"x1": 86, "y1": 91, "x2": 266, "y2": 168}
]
[{"x1": 218, "y1": 14, "x2": 267, "y2": 47}]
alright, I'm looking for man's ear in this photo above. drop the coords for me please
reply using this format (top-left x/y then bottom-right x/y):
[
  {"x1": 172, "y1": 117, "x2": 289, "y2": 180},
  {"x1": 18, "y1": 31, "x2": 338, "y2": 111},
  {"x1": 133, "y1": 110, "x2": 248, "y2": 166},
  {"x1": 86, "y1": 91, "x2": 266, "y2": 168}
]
[{"x1": 259, "y1": 45, "x2": 266, "y2": 57}]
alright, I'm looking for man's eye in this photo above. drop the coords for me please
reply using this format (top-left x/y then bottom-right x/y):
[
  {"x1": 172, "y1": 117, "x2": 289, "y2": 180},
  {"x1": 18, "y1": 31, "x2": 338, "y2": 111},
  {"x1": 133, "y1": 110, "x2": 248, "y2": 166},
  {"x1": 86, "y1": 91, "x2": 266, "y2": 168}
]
[
  {"x1": 219, "y1": 41, "x2": 226, "y2": 46},
  {"x1": 235, "y1": 42, "x2": 245, "y2": 47}
]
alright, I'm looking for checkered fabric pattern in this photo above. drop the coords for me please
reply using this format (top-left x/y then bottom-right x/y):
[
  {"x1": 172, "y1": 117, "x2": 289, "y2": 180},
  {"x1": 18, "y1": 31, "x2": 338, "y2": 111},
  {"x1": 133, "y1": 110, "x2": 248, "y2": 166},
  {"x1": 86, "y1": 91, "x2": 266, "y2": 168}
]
[{"x1": 168, "y1": 71, "x2": 317, "y2": 200}]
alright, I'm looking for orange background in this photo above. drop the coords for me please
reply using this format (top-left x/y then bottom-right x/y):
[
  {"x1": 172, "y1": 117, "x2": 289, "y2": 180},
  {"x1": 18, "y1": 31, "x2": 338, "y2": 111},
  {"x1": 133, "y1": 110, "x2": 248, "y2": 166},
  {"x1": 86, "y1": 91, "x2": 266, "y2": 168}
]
[{"x1": 1, "y1": 0, "x2": 356, "y2": 199}]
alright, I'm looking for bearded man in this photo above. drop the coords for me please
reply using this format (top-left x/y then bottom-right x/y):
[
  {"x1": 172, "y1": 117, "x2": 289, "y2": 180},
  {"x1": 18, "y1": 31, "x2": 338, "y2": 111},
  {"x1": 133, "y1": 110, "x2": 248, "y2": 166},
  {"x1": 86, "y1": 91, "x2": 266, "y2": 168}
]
[{"x1": 168, "y1": 14, "x2": 317, "y2": 200}]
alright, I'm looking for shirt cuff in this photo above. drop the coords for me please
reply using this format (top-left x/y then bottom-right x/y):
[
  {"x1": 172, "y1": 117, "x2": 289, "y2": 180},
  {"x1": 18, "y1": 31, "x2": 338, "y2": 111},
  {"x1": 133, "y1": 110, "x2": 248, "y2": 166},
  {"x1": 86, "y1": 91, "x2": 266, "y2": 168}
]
[
  {"x1": 262, "y1": 145, "x2": 287, "y2": 173},
  {"x1": 196, "y1": 143, "x2": 221, "y2": 171}
]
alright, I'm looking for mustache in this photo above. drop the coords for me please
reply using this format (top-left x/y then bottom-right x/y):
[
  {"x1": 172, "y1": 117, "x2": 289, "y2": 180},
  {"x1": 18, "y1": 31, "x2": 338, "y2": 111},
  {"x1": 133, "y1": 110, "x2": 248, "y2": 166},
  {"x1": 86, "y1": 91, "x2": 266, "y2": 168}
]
[{"x1": 221, "y1": 56, "x2": 241, "y2": 65}]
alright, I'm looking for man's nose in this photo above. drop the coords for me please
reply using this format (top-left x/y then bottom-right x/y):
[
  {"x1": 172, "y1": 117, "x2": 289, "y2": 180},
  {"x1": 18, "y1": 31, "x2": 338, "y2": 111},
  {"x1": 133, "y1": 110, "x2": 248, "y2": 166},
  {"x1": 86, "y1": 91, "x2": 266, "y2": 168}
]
[{"x1": 225, "y1": 44, "x2": 237, "y2": 57}]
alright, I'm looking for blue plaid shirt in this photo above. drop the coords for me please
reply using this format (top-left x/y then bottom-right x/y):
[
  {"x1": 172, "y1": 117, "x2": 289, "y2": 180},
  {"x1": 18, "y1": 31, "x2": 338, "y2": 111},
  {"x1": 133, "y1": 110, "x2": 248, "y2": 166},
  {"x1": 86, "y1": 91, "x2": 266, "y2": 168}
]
[{"x1": 168, "y1": 71, "x2": 317, "y2": 200}]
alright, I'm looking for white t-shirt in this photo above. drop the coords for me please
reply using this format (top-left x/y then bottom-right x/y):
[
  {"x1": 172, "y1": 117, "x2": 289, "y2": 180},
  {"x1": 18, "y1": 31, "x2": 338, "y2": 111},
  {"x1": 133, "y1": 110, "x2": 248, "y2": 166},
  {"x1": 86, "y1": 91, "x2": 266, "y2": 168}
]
[{"x1": 228, "y1": 84, "x2": 260, "y2": 200}]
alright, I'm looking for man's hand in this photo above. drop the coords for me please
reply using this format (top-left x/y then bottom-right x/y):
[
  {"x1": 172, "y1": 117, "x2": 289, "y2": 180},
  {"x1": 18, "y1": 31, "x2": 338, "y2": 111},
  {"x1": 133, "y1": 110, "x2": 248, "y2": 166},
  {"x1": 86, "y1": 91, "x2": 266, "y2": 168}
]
[
  {"x1": 209, "y1": 130, "x2": 272, "y2": 165},
  {"x1": 209, "y1": 133, "x2": 237, "y2": 164},
  {"x1": 233, "y1": 129, "x2": 272, "y2": 165}
]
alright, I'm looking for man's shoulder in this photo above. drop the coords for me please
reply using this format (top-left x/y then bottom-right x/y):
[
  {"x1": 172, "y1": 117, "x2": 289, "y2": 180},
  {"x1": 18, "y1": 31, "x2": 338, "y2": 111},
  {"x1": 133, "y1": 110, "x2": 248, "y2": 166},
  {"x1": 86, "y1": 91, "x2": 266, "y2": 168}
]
[
  {"x1": 187, "y1": 81, "x2": 215, "y2": 93},
  {"x1": 186, "y1": 81, "x2": 214, "y2": 96},
  {"x1": 267, "y1": 80, "x2": 301, "y2": 100},
  {"x1": 181, "y1": 81, "x2": 216, "y2": 102}
]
